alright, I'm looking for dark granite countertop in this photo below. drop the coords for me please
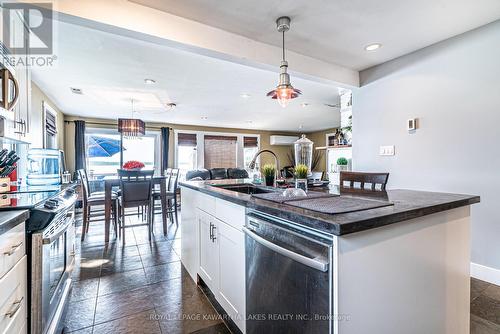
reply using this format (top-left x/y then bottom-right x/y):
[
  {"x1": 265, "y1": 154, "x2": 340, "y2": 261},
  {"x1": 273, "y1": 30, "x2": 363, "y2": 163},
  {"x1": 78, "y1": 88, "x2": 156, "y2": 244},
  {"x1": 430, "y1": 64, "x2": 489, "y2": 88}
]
[
  {"x1": 180, "y1": 179, "x2": 480, "y2": 236},
  {"x1": 0, "y1": 210, "x2": 29, "y2": 236}
]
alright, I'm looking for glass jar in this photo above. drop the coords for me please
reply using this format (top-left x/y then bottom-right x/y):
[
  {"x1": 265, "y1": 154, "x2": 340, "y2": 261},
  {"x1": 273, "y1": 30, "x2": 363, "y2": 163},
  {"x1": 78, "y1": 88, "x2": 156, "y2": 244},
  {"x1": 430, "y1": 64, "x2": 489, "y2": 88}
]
[{"x1": 294, "y1": 135, "x2": 313, "y2": 172}]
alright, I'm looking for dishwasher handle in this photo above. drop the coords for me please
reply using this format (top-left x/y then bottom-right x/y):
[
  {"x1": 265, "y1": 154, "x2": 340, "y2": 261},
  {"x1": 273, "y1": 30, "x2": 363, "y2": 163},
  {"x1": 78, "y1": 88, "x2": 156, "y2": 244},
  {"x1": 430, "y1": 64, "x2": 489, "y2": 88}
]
[{"x1": 243, "y1": 227, "x2": 329, "y2": 272}]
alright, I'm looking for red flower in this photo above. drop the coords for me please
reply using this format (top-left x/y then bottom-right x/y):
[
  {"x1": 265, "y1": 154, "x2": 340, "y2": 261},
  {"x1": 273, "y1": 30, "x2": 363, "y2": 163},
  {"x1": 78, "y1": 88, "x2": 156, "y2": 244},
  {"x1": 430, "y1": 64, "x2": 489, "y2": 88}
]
[{"x1": 123, "y1": 160, "x2": 145, "y2": 170}]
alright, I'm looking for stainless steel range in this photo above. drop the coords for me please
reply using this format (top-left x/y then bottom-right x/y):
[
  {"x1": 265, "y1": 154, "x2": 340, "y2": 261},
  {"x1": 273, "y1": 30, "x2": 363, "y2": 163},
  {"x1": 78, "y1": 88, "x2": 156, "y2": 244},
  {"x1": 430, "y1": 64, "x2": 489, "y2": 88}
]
[{"x1": 26, "y1": 187, "x2": 77, "y2": 334}]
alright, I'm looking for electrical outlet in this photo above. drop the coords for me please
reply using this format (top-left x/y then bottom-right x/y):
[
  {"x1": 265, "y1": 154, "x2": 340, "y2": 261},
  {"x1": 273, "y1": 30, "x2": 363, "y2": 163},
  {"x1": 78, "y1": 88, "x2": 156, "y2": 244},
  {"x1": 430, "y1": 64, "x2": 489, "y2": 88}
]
[{"x1": 379, "y1": 145, "x2": 395, "y2": 156}]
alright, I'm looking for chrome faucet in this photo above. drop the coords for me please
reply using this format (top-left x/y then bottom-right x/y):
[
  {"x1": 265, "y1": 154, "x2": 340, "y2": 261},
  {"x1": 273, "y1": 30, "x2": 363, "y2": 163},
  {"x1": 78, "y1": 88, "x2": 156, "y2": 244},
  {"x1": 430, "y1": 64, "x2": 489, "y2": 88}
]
[{"x1": 248, "y1": 149, "x2": 281, "y2": 187}]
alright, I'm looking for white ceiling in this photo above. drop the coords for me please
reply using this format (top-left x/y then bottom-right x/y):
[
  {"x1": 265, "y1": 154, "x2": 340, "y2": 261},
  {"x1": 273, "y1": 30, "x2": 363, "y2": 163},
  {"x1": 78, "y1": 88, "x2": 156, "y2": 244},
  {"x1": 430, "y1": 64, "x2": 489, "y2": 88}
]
[
  {"x1": 130, "y1": 0, "x2": 500, "y2": 70},
  {"x1": 32, "y1": 21, "x2": 342, "y2": 132}
]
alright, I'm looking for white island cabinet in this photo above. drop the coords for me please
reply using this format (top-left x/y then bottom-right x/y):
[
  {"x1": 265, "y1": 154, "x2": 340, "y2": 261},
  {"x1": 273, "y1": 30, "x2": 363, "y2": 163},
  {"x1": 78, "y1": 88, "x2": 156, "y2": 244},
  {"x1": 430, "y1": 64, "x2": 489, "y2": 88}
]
[{"x1": 181, "y1": 188, "x2": 246, "y2": 333}]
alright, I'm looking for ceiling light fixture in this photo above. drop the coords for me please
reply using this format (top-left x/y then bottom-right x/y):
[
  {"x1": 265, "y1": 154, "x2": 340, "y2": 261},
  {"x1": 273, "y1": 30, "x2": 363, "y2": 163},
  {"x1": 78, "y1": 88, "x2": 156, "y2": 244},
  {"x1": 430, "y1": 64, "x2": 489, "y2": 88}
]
[
  {"x1": 118, "y1": 99, "x2": 145, "y2": 138},
  {"x1": 240, "y1": 93, "x2": 251, "y2": 98},
  {"x1": 364, "y1": 43, "x2": 382, "y2": 51},
  {"x1": 165, "y1": 102, "x2": 177, "y2": 110},
  {"x1": 300, "y1": 102, "x2": 309, "y2": 108},
  {"x1": 267, "y1": 16, "x2": 301, "y2": 108},
  {"x1": 201, "y1": 116, "x2": 208, "y2": 120},
  {"x1": 144, "y1": 78, "x2": 156, "y2": 84}
]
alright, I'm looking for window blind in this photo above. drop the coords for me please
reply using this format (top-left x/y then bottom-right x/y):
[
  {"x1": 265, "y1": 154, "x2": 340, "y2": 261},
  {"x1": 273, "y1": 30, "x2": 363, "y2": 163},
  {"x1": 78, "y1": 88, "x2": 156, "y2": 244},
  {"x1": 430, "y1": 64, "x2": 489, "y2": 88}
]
[
  {"x1": 45, "y1": 111, "x2": 57, "y2": 136},
  {"x1": 243, "y1": 136, "x2": 258, "y2": 148},
  {"x1": 204, "y1": 135, "x2": 237, "y2": 169},
  {"x1": 178, "y1": 133, "x2": 197, "y2": 146}
]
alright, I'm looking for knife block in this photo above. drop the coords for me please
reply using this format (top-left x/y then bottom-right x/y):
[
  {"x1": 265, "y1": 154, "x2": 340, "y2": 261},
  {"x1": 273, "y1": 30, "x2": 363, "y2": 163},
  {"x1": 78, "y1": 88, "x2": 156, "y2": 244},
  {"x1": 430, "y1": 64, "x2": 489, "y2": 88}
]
[{"x1": 0, "y1": 177, "x2": 10, "y2": 193}]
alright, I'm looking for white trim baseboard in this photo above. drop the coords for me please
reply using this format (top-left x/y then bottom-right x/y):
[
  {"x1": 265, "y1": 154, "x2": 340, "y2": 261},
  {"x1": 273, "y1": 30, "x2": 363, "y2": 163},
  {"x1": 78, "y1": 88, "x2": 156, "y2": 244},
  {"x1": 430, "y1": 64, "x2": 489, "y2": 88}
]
[{"x1": 471, "y1": 262, "x2": 500, "y2": 286}]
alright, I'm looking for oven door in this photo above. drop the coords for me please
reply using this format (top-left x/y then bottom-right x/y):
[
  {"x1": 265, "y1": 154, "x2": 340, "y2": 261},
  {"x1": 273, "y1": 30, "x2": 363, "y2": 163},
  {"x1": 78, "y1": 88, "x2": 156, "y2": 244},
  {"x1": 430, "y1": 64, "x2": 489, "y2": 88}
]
[{"x1": 37, "y1": 210, "x2": 75, "y2": 334}]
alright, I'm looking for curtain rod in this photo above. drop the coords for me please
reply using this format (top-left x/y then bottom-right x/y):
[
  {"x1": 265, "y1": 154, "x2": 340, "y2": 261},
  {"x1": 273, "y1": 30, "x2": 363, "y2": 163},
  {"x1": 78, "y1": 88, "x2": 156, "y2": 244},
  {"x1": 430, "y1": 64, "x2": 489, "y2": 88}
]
[{"x1": 64, "y1": 120, "x2": 171, "y2": 131}]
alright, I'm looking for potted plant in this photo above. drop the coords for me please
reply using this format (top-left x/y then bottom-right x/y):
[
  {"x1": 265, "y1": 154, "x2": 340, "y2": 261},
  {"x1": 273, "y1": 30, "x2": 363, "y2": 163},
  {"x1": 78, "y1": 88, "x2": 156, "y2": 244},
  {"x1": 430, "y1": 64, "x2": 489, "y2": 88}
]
[
  {"x1": 294, "y1": 164, "x2": 309, "y2": 191},
  {"x1": 336, "y1": 157, "x2": 349, "y2": 172},
  {"x1": 261, "y1": 164, "x2": 276, "y2": 187}
]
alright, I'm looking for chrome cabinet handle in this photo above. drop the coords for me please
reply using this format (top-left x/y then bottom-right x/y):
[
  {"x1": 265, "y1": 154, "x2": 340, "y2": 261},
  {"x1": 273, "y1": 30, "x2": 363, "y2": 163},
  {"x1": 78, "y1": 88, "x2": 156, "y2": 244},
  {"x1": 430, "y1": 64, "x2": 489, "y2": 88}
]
[
  {"x1": 3, "y1": 241, "x2": 23, "y2": 256},
  {"x1": 5, "y1": 297, "x2": 23, "y2": 318},
  {"x1": 210, "y1": 224, "x2": 217, "y2": 242},
  {"x1": 209, "y1": 222, "x2": 213, "y2": 241}
]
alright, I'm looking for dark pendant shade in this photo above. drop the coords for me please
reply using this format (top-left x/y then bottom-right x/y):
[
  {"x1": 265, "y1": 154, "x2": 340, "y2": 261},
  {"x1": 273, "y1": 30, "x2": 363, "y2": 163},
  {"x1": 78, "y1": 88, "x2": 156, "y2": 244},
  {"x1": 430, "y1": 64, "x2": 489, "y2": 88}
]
[{"x1": 118, "y1": 118, "x2": 145, "y2": 137}]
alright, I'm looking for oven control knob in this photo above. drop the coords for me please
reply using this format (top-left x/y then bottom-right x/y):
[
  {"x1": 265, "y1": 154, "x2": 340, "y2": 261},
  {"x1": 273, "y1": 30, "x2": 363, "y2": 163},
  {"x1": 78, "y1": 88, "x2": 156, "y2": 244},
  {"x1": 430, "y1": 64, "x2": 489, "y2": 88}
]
[
  {"x1": 66, "y1": 188, "x2": 75, "y2": 195},
  {"x1": 44, "y1": 199, "x2": 59, "y2": 209}
]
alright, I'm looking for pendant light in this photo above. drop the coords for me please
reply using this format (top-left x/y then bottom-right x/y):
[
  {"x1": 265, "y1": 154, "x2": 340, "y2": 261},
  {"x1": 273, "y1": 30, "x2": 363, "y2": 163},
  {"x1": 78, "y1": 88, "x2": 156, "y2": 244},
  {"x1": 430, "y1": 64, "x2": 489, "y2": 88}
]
[
  {"x1": 118, "y1": 99, "x2": 145, "y2": 138},
  {"x1": 267, "y1": 16, "x2": 301, "y2": 108}
]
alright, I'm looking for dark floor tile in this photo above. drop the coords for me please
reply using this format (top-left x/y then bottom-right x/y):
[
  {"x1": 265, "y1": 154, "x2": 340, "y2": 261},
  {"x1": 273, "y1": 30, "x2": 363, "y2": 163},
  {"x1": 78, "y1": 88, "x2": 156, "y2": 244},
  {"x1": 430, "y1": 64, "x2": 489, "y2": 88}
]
[
  {"x1": 70, "y1": 278, "x2": 99, "y2": 303},
  {"x1": 471, "y1": 295, "x2": 500, "y2": 325},
  {"x1": 98, "y1": 268, "x2": 148, "y2": 296},
  {"x1": 94, "y1": 286, "x2": 155, "y2": 324},
  {"x1": 483, "y1": 284, "x2": 500, "y2": 303},
  {"x1": 100, "y1": 254, "x2": 144, "y2": 276},
  {"x1": 144, "y1": 261, "x2": 182, "y2": 284},
  {"x1": 62, "y1": 298, "x2": 96, "y2": 332},
  {"x1": 156, "y1": 294, "x2": 222, "y2": 334},
  {"x1": 72, "y1": 258, "x2": 102, "y2": 281},
  {"x1": 92, "y1": 309, "x2": 160, "y2": 334},
  {"x1": 471, "y1": 314, "x2": 500, "y2": 334},
  {"x1": 137, "y1": 240, "x2": 173, "y2": 256},
  {"x1": 472, "y1": 278, "x2": 492, "y2": 301},
  {"x1": 102, "y1": 244, "x2": 140, "y2": 259},
  {"x1": 140, "y1": 249, "x2": 180, "y2": 268},
  {"x1": 190, "y1": 323, "x2": 232, "y2": 334},
  {"x1": 148, "y1": 273, "x2": 202, "y2": 308},
  {"x1": 66, "y1": 326, "x2": 93, "y2": 334}
]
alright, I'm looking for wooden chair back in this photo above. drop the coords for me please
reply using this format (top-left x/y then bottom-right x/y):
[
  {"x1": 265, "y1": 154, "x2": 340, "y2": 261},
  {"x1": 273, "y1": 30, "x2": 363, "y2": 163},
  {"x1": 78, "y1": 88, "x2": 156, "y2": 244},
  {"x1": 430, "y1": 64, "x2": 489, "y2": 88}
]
[
  {"x1": 168, "y1": 169, "x2": 180, "y2": 193},
  {"x1": 340, "y1": 171, "x2": 389, "y2": 191},
  {"x1": 78, "y1": 169, "x2": 90, "y2": 201},
  {"x1": 117, "y1": 169, "x2": 154, "y2": 181}
]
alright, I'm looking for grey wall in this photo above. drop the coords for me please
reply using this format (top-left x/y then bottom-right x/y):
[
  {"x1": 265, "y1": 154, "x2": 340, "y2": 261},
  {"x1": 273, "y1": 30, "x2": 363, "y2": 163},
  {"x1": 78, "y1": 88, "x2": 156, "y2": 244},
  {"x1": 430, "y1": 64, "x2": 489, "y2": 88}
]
[{"x1": 354, "y1": 20, "x2": 500, "y2": 271}]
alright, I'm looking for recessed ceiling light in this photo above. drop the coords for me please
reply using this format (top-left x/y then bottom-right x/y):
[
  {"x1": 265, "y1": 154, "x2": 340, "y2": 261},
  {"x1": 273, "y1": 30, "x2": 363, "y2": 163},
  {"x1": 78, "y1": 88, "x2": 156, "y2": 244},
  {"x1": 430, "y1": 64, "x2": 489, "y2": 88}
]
[
  {"x1": 245, "y1": 120, "x2": 253, "y2": 124},
  {"x1": 300, "y1": 102, "x2": 309, "y2": 108},
  {"x1": 240, "y1": 93, "x2": 251, "y2": 98},
  {"x1": 299, "y1": 125, "x2": 303, "y2": 129},
  {"x1": 201, "y1": 116, "x2": 208, "y2": 120},
  {"x1": 144, "y1": 78, "x2": 156, "y2": 84},
  {"x1": 364, "y1": 43, "x2": 382, "y2": 51},
  {"x1": 70, "y1": 87, "x2": 83, "y2": 94}
]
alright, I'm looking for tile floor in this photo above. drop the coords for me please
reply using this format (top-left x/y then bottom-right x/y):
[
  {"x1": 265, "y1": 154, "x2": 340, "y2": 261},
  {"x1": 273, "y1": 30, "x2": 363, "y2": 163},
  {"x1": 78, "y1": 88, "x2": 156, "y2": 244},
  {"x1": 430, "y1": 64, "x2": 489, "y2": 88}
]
[
  {"x1": 63, "y1": 211, "x2": 231, "y2": 334},
  {"x1": 64, "y1": 211, "x2": 500, "y2": 334}
]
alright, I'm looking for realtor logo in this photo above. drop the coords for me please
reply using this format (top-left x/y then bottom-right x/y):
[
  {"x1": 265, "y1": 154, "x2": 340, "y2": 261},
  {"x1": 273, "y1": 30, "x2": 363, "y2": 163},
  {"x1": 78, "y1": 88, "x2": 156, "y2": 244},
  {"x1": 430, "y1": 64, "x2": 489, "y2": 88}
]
[{"x1": 2, "y1": 2, "x2": 55, "y2": 67}]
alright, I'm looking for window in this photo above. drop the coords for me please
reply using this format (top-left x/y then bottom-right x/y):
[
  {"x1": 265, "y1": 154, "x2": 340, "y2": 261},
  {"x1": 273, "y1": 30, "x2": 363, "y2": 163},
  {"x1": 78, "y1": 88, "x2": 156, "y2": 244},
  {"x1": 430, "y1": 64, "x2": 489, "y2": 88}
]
[
  {"x1": 204, "y1": 135, "x2": 237, "y2": 169},
  {"x1": 86, "y1": 128, "x2": 159, "y2": 178},
  {"x1": 243, "y1": 136, "x2": 259, "y2": 168},
  {"x1": 175, "y1": 131, "x2": 259, "y2": 172},
  {"x1": 177, "y1": 133, "x2": 197, "y2": 172}
]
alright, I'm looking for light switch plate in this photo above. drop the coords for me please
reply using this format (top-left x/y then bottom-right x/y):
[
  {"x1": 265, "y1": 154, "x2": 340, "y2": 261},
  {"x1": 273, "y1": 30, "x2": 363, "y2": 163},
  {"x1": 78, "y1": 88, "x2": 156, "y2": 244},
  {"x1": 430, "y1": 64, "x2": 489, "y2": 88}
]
[{"x1": 379, "y1": 145, "x2": 395, "y2": 156}]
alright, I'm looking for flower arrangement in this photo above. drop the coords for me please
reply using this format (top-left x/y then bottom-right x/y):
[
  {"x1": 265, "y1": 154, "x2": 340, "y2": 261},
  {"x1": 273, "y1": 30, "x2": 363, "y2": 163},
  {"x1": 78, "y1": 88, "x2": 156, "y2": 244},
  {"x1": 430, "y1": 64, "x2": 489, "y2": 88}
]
[
  {"x1": 122, "y1": 160, "x2": 145, "y2": 170},
  {"x1": 294, "y1": 164, "x2": 309, "y2": 179}
]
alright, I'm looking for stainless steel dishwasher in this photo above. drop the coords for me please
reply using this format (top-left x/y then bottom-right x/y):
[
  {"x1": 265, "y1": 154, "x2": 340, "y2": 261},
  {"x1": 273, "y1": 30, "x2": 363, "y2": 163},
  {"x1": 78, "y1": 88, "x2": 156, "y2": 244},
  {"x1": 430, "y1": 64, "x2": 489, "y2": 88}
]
[{"x1": 244, "y1": 210, "x2": 334, "y2": 334}]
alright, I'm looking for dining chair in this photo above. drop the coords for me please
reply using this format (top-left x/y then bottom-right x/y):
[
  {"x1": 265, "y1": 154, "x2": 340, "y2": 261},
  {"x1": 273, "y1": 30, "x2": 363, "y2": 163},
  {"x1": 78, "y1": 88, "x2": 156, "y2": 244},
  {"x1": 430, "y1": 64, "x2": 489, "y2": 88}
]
[
  {"x1": 152, "y1": 168, "x2": 180, "y2": 232},
  {"x1": 78, "y1": 169, "x2": 118, "y2": 241},
  {"x1": 117, "y1": 169, "x2": 154, "y2": 245},
  {"x1": 339, "y1": 171, "x2": 389, "y2": 191}
]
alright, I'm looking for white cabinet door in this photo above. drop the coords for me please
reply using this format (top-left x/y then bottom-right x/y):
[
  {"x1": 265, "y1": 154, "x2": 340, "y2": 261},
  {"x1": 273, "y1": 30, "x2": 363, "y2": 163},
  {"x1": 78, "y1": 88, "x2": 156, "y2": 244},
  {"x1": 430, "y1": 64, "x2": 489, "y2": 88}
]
[
  {"x1": 198, "y1": 210, "x2": 219, "y2": 292},
  {"x1": 180, "y1": 188, "x2": 199, "y2": 282},
  {"x1": 217, "y1": 219, "x2": 246, "y2": 332}
]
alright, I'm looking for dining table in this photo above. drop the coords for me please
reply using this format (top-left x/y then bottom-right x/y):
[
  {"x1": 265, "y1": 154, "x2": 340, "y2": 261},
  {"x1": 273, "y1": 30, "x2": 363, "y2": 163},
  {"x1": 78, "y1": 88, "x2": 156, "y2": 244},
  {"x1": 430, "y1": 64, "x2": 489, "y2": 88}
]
[{"x1": 103, "y1": 175, "x2": 169, "y2": 242}]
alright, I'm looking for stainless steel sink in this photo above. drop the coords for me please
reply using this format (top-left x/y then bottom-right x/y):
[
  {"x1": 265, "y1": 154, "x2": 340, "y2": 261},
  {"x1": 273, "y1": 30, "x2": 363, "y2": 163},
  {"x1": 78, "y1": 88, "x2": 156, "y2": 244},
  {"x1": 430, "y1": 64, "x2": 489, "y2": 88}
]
[{"x1": 212, "y1": 184, "x2": 275, "y2": 195}]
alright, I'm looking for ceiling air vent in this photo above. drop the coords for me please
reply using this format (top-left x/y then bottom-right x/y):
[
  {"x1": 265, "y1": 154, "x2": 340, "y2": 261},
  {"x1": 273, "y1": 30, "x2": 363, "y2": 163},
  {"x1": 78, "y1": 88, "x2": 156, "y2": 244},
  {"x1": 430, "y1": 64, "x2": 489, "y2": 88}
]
[{"x1": 70, "y1": 87, "x2": 83, "y2": 94}]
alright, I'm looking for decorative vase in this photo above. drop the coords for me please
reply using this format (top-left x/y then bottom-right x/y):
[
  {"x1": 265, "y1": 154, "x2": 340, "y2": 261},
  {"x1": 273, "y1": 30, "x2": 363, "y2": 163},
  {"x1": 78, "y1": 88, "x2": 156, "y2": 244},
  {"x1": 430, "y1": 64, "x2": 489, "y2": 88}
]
[
  {"x1": 264, "y1": 175, "x2": 274, "y2": 187},
  {"x1": 295, "y1": 178, "x2": 308, "y2": 192},
  {"x1": 337, "y1": 164, "x2": 348, "y2": 173}
]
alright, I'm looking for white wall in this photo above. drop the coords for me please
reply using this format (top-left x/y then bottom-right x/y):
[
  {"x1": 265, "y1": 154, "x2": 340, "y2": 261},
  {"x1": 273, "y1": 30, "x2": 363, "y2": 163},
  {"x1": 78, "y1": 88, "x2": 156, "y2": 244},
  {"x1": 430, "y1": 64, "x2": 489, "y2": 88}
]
[{"x1": 353, "y1": 20, "x2": 500, "y2": 273}]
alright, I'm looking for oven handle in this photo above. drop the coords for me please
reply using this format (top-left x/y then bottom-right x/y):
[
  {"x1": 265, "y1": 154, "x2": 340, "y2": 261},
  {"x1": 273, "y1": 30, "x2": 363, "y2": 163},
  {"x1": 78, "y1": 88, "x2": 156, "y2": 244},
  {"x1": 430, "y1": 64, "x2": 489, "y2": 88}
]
[
  {"x1": 42, "y1": 211, "x2": 74, "y2": 245},
  {"x1": 243, "y1": 226, "x2": 329, "y2": 272}
]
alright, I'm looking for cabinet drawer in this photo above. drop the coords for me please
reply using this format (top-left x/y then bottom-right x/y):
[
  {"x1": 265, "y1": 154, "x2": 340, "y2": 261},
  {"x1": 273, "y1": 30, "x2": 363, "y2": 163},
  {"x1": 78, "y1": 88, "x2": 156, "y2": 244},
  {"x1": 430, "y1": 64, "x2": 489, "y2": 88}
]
[
  {"x1": 215, "y1": 199, "x2": 245, "y2": 230},
  {"x1": 0, "y1": 256, "x2": 27, "y2": 334},
  {"x1": 197, "y1": 192, "x2": 216, "y2": 216},
  {"x1": 0, "y1": 222, "x2": 25, "y2": 279}
]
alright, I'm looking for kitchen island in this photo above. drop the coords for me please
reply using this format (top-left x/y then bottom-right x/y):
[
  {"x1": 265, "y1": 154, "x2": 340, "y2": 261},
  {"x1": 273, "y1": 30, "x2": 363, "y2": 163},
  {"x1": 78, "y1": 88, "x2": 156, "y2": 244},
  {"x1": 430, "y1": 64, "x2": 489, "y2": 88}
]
[{"x1": 180, "y1": 179, "x2": 479, "y2": 334}]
